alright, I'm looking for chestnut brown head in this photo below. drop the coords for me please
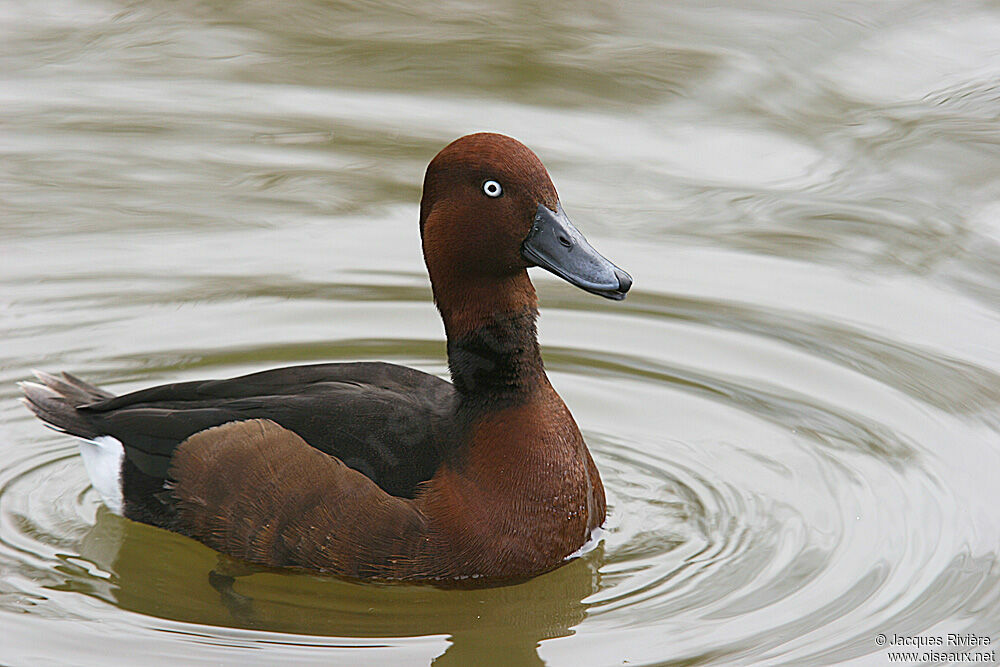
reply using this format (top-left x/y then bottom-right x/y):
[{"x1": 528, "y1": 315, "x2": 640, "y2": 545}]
[{"x1": 420, "y1": 133, "x2": 631, "y2": 303}]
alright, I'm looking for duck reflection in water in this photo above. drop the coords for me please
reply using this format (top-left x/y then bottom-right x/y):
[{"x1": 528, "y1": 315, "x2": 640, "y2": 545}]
[{"x1": 76, "y1": 507, "x2": 605, "y2": 665}]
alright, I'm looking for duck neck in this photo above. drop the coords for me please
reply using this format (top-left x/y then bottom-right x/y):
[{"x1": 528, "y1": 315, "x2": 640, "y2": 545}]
[{"x1": 435, "y1": 271, "x2": 547, "y2": 407}]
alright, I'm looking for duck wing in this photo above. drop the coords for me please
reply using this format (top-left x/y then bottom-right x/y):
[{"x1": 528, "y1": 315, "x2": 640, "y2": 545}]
[
  {"x1": 25, "y1": 363, "x2": 456, "y2": 500},
  {"x1": 169, "y1": 419, "x2": 427, "y2": 577}
]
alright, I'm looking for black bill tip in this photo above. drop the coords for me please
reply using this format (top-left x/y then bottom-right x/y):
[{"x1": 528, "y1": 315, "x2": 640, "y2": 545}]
[
  {"x1": 616, "y1": 267, "x2": 632, "y2": 291},
  {"x1": 581, "y1": 267, "x2": 632, "y2": 300}
]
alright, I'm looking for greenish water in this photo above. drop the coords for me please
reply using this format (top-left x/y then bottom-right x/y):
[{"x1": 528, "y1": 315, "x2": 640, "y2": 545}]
[{"x1": 3, "y1": 1, "x2": 1000, "y2": 665}]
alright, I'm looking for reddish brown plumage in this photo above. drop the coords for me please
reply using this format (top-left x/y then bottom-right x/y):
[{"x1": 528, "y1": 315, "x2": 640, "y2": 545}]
[
  {"x1": 170, "y1": 384, "x2": 604, "y2": 581},
  {"x1": 27, "y1": 132, "x2": 622, "y2": 584},
  {"x1": 414, "y1": 386, "x2": 606, "y2": 579},
  {"x1": 167, "y1": 134, "x2": 609, "y2": 581},
  {"x1": 170, "y1": 420, "x2": 427, "y2": 578},
  {"x1": 420, "y1": 133, "x2": 556, "y2": 339}
]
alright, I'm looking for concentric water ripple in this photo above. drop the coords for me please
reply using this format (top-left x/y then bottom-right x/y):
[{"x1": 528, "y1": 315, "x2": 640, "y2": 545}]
[
  {"x1": 4, "y1": 268, "x2": 999, "y2": 665},
  {"x1": 4, "y1": 1, "x2": 1000, "y2": 663}
]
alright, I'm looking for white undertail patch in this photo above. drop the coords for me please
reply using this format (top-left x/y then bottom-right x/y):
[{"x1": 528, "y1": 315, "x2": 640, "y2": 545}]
[{"x1": 77, "y1": 436, "x2": 124, "y2": 515}]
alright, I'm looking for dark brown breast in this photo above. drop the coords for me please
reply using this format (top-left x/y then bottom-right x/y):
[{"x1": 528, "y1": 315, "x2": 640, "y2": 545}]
[{"x1": 411, "y1": 388, "x2": 606, "y2": 579}]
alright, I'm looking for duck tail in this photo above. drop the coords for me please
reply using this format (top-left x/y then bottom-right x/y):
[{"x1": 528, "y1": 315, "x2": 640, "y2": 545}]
[{"x1": 19, "y1": 370, "x2": 115, "y2": 439}]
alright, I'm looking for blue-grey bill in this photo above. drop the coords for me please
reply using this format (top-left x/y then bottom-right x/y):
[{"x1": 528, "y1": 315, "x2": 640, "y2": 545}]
[{"x1": 521, "y1": 203, "x2": 632, "y2": 300}]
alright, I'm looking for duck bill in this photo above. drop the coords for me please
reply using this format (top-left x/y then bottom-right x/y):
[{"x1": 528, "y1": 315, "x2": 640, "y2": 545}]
[{"x1": 521, "y1": 203, "x2": 632, "y2": 300}]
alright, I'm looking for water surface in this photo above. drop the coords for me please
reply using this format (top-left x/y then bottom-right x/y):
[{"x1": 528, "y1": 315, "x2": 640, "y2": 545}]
[{"x1": 3, "y1": 1, "x2": 1000, "y2": 665}]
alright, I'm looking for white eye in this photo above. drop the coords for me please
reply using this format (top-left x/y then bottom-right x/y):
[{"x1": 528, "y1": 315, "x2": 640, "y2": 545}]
[{"x1": 482, "y1": 180, "x2": 503, "y2": 198}]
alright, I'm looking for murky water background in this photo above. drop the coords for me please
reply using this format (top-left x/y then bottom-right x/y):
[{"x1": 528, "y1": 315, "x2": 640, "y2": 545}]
[{"x1": 3, "y1": 1, "x2": 1000, "y2": 665}]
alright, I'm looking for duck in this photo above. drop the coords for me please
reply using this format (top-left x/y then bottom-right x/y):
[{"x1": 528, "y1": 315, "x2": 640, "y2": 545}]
[{"x1": 20, "y1": 132, "x2": 632, "y2": 583}]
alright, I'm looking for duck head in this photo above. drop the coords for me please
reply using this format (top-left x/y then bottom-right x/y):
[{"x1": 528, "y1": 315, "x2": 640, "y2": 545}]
[{"x1": 419, "y1": 133, "x2": 631, "y2": 329}]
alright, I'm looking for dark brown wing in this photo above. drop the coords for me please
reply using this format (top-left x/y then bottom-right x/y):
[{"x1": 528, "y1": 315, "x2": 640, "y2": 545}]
[
  {"x1": 47, "y1": 362, "x2": 456, "y2": 499},
  {"x1": 169, "y1": 419, "x2": 427, "y2": 578}
]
